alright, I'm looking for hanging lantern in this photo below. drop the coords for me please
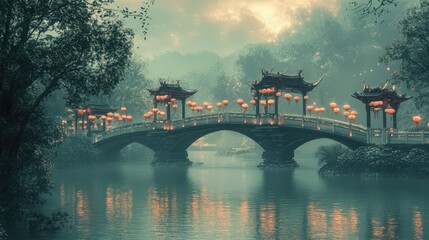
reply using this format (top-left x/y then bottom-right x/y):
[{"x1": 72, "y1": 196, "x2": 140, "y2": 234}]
[
  {"x1": 343, "y1": 104, "x2": 351, "y2": 111},
  {"x1": 304, "y1": 95, "x2": 309, "y2": 101},
  {"x1": 152, "y1": 108, "x2": 159, "y2": 113},
  {"x1": 242, "y1": 103, "x2": 249, "y2": 111},
  {"x1": 197, "y1": 106, "x2": 203, "y2": 112},
  {"x1": 164, "y1": 104, "x2": 169, "y2": 108},
  {"x1": 114, "y1": 113, "x2": 120, "y2": 119},
  {"x1": 276, "y1": 92, "x2": 281, "y2": 97},
  {"x1": 315, "y1": 108, "x2": 320, "y2": 113},
  {"x1": 348, "y1": 114, "x2": 356, "y2": 122},
  {"x1": 88, "y1": 115, "x2": 96, "y2": 121},
  {"x1": 207, "y1": 105, "x2": 213, "y2": 111},
  {"x1": 222, "y1": 100, "x2": 229, "y2": 106},
  {"x1": 170, "y1": 98, "x2": 176, "y2": 103},
  {"x1": 173, "y1": 104, "x2": 178, "y2": 110},
  {"x1": 350, "y1": 110, "x2": 357, "y2": 116},
  {"x1": 186, "y1": 101, "x2": 192, "y2": 107},
  {"x1": 412, "y1": 116, "x2": 423, "y2": 126},
  {"x1": 284, "y1": 94, "x2": 292, "y2": 104},
  {"x1": 159, "y1": 111, "x2": 166, "y2": 116},
  {"x1": 294, "y1": 96, "x2": 300, "y2": 104},
  {"x1": 250, "y1": 99, "x2": 256, "y2": 106},
  {"x1": 143, "y1": 114, "x2": 150, "y2": 119},
  {"x1": 120, "y1": 107, "x2": 127, "y2": 113},
  {"x1": 121, "y1": 114, "x2": 127, "y2": 119},
  {"x1": 107, "y1": 112, "x2": 113, "y2": 117},
  {"x1": 191, "y1": 107, "x2": 196, "y2": 112},
  {"x1": 332, "y1": 107, "x2": 340, "y2": 114},
  {"x1": 267, "y1": 99, "x2": 275, "y2": 106},
  {"x1": 306, "y1": 105, "x2": 314, "y2": 113},
  {"x1": 203, "y1": 102, "x2": 209, "y2": 107},
  {"x1": 236, "y1": 99, "x2": 244, "y2": 105},
  {"x1": 106, "y1": 117, "x2": 113, "y2": 122},
  {"x1": 343, "y1": 111, "x2": 350, "y2": 117},
  {"x1": 319, "y1": 107, "x2": 326, "y2": 113},
  {"x1": 101, "y1": 115, "x2": 107, "y2": 120},
  {"x1": 126, "y1": 115, "x2": 133, "y2": 122},
  {"x1": 260, "y1": 100, "x2": 267, "y2": 106},
  {"x1": 385, "y1": 108, "x2": 395, "y2": 116},
  {"x1": 216, "y1": 102, "x2": 223, "y2": 108},
  {"x1": 117, "y1": 117, "x2": 123, "y2": 122},
  {"x1": 329, "y1": 102, "x2": 337, "y2": 109},
  {"x1": 78, "y1": 120, "x2": 83, "y2": 125},
  {"x1": 191, "y1": 102, "x2": 197, "y2": 107}
]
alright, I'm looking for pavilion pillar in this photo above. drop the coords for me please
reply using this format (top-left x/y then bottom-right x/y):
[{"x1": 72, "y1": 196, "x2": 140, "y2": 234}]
[
  {"x1": 264, "y1": 95, "x2": 268, "y2": 114},
  {"x1": 182, "y1": 99, "x2": 186, "y2": 119},
  {"x1": 393, "y1": 108, "x2": 398, "y2": 129},
  {"x1": 274, "y1": 94, "x2": 279, "y2": 116},
  {"x1": 256, "y1": 92, "x2": 260, "y2": 116},
  {"x1": 153, "y1": 98, "x2": 158, "y2": 122},
  {"x1": 302, "y1": 92, "x2": 307, "y2": 116},
  {"x1": 166, "y1": 104, "x2": 171, "y2": 122},
  {"x1": 382, "y1": 110, "x2": 387, "y2": 128},
  {"x1": 365, "y1": 102, "x2": 371, "y2": 128}
]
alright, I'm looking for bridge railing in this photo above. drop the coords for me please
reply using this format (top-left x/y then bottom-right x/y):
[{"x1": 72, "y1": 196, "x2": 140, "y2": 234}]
[{"x1": 93, "y1": 112, "x2": 368, "y2": 143}]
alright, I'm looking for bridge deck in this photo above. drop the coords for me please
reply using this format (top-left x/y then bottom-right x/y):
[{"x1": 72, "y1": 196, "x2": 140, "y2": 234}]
[{"x1": 93, "y1": 113, "x2": 429, "y2": 145}]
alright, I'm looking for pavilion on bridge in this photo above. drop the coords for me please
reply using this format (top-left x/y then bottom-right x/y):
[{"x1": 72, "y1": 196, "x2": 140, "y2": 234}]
[
  {"x1": 352, "y1": 80, "x2": 411, "y2": 129},
  {"x1": 250, "y1": 69, "x2": 323, "y2": 116},
  {"x1": 148, "y1": 81, "x2": 197, "y2": 122}
]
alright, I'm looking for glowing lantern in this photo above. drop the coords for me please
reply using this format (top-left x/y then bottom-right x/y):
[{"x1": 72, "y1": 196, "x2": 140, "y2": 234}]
[
  {"x1": 126, "y1": 115, "x2": 133, "y2": 122},
  {"x1": 319, "y1": 107, "x2": 326, "y2": 113},
  {"x1": 164, "y1": 104, "x2": 169, "y2": 108},
  {"x1": 216, "y1": 102, "x2": 223, "y2": 108},
  {"x1": 191, "y1": 107, "x2": 195, "y2": 112},
  {"x1": 197, "y1": 106, "x2": 203, "y2": 112},
  {"x1": 120, "y1": 107, "x2": 127, "y2": 113},
  {"x1": 101, "y1": 115, "x2": 107, "y2": 120},
  {"x1": 107, "y1": 112, "x2": 113, "y2": 117},
  {"x1": 152, "y1": 108, "x2": 159, "y2": 113},
  {"x1": 186, "y1": 101, "x2": 192, "y2": 106},
  {"x1": 121, "y1": 114, "x2": 127, "y2": 119},
  {"x1": 351, "y1": 110, "x2": 357, "y2": 115},
  {"x1": 170, "y1": 98, "x2": 176, "y2": 103},
  {"x1": 207, "y1": 105, "x2": 213, "y2": 111},
  {"x1": 106, "y1": 117, "x2": 113, "y2": 122},
  {"x1": 173, "y1": 104, "x2": 178, "y2": 110},
  {"x1": 222, "y1": 100, "x2": 229, "y2": 106},
  {"x1": 268, "y1": 99, "x2": 275, "y2": 106},
  {"x1": 114, "y1": 113, "x2": 120, "y2": 119},
  {"x1": 191, "y1": 102, "x2": 197, "y2": 107},
  {"x1": 143, "y1": 114, "x2": 150, "y2": 119},
  {"x1": 384, "y1": 108, "x2": 395, "y2": 116},
  {"x1": 284, "y1": 94, "x2": 292, "y2": 104},
  {"x1": 88, "y1": 115, "x2": 96, "y2": 121},
  {"x1": 242, "y1": 103, "x2": 249, "y2": 110},
  {"x1": 315, "y1": 108, "x2": 320, "y2": 113},
  {"x1": 329, "y1": 102, "x2": 337, "y2": 109},
  {"x1": 117, "y1": 117, "x2": 123, "y2": 122},
  {"x1": 306, "y1": 105, "x2": 314, "y2": 115},
  {"x1": 333, "y1": 107, "x2": 340, "y2": 114},
  {"x1": 236, "y1": 99, "x2": 244, "y2": 105},
  {"x1": 348, "y1": 114, "x2": 356, "y2": 122},
  {"x1": 78, "y1": 120, "x2": 83, "y2": 125},
  {"x1": 343, "y1": 111, "x2": 350, "y2": 117},
  {"x1": 294, "y1": 96, "x2": 300, "y2": 104},
  {"x1": 159, "y1": 111, "x2": 166, "y2": 116},
  {"x1": 304, "y1": 95, "x2": 309, "y2": 101},
  {"x1": 203, "y1": 102, "x2": 209, "y2": 107},
  {"x1": 276, "y1": 92, "x2": 281, "y2": 97},
  {"x1": 260, "y1": 100, "x2": 267, "y2": 106},
  {"x1": 250, "y1": 99, "x2": 256, "y2": 105},
  {"x1": 343, "y1": 104, "x2": 351, "y2": 111}
]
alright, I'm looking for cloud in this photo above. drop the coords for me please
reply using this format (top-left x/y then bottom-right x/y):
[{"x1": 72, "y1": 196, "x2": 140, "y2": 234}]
[{"x1": 121, "y1": 0, "x2": 340, "y2": 57}]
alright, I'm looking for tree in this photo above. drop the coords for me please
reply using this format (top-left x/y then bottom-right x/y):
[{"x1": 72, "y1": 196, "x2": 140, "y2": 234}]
[
  {"x1": 0, "y1": 0, "x2": 151, "y2": 226},
  {"x1": 381, "y1": 0, "x2": 429, "y2": 110},
  {"x1": 349, "y1": 0, "x2": 399, "y2": 18},
  {"x1": 316, "y1": 144, "x2": 349, "y2": 166}
]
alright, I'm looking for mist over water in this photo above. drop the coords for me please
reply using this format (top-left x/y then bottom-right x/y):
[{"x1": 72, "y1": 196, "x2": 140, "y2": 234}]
[{"x1": 11, "y1": 149, "x2": 429, "y2": 240}]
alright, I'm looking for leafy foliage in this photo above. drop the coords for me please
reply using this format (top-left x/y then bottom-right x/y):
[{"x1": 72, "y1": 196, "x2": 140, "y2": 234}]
[
  {"x1": 320, "y1": 145, "x2": 429, "y2": 178},
  {"x1": 381, "y1": 0, "x2": 429, "y2": 110},
  {"x1": 315, "y1": 144, "x2": 350, "y2": 166}
]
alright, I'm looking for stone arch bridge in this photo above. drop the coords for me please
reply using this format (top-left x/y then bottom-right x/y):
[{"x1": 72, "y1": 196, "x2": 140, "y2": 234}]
[{"x1": 93, "y1": 113, "x2": 373, "y2": 166}]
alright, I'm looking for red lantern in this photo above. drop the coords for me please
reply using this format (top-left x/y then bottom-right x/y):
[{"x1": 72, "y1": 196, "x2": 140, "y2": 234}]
[
  {"x1": 216, "y1": 102, "x2": 223, "y2": 108},
  {"x1": 106, "y1": 117, "x2": 113, "y2": 122},
  {"x1": 222, "y1": 100, "x2": 229, "y2": 106},
  {"x1": 333, "y1": 108, "x2": 340, "y2": 114},
  {"x1": 343, "y1": 104, "x2": 351, "y2": 111},
  {"x1": 343, "y1": 111, "x2": 350, "y2": 117},
  {"x1": 126, "y1": 115, "x2": 133, "y2": 122},
  {"x1": 348, "y1": 114, "x2": 356, "y2": 122},
  {"x1": 236, "y1": 99, "x2": 244, "y2": 105},
  {"x1": 260, "y1": 100, "x2": 267, "y2": 106},
  {"x1": 203, "y1": 102, "x2": 209, "y2": 107},
  {"x1": 351, "y1": 110, "x2": 357, "y2": 116},
  {"x1": 304, "y1": 95, "x2": 309, "y2": 101},
  {"x1": 152, "y1": 108, "x2": 159, "y2": 113},
  {"x1": 250, "y1": 99, "x2": 256, "y2": 105},
  {"x1": 242, "y1": 103, "x2": 249, "y2": 110},
  {"x1": 329, "y1": 102, "x2": 337, "y2": 109},
  {"x1": 207, "y1": 105, "x2": 213, "y2": 111},
  {"x1": 101, "y1": 115, "x2": 107, "y2": 120},
  {"x1": 120, "y1": 107, "x2": 127, "y2": 113},
  {"x1": 191, "y1": 102, "x2": 197, "y2": 107},
  {"x1": 284, "y1": 94, "x2": 292, "y2": 104},
  {"x1": 294, "y1": 96, "x2": 300, "y2": 104},
  {"x1": 268, "y1": 99, "x2": 275, "y2": 106},
  {"x1": 412, "y1": 116, "x2": 422, "y2": 126},
  {"x1": 276, "y1": 92, "x2": 281, "y2": 97},
  {"x1": 173, "y1": 104, "x2": 178, "y2": 110}
]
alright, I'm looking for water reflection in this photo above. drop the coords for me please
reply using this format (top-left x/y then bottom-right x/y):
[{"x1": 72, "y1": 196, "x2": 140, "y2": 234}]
[{"x1": 21, "y1": 161, "x2": 429, "y2": 240}]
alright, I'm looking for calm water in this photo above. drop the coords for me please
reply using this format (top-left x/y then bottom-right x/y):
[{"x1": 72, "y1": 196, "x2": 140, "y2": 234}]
[{"x1": 12, "y1": 151, "x2": 429, "y2": 240}]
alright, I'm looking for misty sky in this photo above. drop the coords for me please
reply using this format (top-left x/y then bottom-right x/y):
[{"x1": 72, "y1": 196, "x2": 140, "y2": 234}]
[{"x1": 119, "y1": 0, "x2": 340, "y2": 58}]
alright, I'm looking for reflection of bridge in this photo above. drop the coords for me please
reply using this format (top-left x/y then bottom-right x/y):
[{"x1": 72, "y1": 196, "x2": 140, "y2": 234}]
[{"x1": 93, "y1": 113, "x2": 429, "y2": 166}]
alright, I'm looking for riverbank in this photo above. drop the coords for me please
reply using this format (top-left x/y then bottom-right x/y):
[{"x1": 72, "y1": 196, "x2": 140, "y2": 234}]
[{"x1": 319, "y1": 145, "x2": 429, "y2": 178}]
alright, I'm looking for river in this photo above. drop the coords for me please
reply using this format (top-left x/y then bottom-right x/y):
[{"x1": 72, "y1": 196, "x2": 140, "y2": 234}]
[{"x1": 10, "y1": 151, "x2": 429, "y2": 239}]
